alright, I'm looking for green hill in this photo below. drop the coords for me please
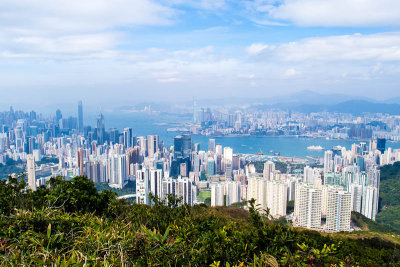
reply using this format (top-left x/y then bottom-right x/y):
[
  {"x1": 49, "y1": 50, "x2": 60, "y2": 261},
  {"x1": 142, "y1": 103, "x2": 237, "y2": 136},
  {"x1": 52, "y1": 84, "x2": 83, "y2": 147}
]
[{"x1": 1, "y1": 176, "x2": 400, "y2": 266}]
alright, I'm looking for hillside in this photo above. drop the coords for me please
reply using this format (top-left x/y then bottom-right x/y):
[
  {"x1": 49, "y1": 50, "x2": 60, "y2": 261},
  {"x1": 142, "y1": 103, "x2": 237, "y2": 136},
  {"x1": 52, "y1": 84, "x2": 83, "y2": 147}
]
[
  {"x1": 376, "y1": 162, "x2": 400, "y2": 231},
  {"x1": 1, "y1": 176, "x2": 400, "y2": 266}
]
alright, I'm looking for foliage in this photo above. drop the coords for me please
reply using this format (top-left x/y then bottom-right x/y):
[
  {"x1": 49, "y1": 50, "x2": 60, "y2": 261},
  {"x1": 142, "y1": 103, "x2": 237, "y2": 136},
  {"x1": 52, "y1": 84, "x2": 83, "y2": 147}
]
[
  {"x1": 252, "y1": 161, "x2": 288, "y2": 174},
  {"x1": 95, "y1": 180, "x2": 136, "y2": 197},
  {"x1": 376, "y1": 162, "x2": 400, "y2": 232},
  {"x1": 352, "y1": 211, "x2": 400, "y2": 234},
  {"x1": 1, "y1": 176, "x2": 400, "y2": 266}
]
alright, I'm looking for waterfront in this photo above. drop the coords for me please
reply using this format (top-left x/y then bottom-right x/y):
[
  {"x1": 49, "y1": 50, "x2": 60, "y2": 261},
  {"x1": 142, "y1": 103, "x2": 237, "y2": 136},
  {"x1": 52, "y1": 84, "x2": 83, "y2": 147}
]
[{"x1": 101, "y1": 112, "x2": 400, "y2": 159}]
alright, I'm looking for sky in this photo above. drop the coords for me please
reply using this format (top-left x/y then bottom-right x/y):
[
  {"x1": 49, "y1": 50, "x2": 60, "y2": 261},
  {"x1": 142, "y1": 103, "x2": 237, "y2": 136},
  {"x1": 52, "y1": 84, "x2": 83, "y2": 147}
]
[{"x1": 1, "y1": 0, "x2": 400, "y2": 110}]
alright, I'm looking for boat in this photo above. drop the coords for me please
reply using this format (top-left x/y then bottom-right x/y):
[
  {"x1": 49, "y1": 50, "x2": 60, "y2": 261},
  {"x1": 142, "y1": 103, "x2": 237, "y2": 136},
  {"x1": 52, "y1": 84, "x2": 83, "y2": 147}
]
[
  {"x1": 307, "y1": 145, "x2": 324, "y2": 150},
  {"x1": 256, "y1": 149, "x2": 264, "y2": 155}
]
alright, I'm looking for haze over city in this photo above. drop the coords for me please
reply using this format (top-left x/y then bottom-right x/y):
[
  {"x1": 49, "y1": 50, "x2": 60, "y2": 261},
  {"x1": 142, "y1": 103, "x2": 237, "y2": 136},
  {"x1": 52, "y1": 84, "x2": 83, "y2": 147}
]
[{"x1": 1, "y1": 0, "x2": 400, "y2": 109}]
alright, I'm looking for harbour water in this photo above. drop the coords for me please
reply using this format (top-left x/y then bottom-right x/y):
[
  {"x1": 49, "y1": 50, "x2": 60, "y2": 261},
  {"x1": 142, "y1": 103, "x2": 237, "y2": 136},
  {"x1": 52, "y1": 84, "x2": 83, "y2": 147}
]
[{"x1": 100, "y1": 112, "x2": 400, "y2": 159}]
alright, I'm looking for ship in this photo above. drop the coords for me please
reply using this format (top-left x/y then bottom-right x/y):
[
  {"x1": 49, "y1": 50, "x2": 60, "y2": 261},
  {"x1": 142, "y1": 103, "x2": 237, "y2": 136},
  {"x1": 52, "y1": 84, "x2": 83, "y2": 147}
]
[{"x1": 307, "y1": 145, "x2": 324, "y2": 150}]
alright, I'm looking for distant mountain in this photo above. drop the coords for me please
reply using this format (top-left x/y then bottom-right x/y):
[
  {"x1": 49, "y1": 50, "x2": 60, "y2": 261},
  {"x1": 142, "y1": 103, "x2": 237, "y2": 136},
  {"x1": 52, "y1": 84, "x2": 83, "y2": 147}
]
[
  {"x1": 386, "y1": 96, "x2": 400, "y2": 104},
  {"x1": 293, "y1": 100, "x2": 400, "y2": 115}
]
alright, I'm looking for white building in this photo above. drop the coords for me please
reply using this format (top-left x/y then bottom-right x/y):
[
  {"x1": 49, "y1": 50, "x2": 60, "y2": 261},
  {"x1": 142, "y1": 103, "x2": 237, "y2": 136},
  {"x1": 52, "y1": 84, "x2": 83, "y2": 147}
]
[
  {"x1": 325, "y1": 190, "x2": 352, "y2": 233},
  {"x1": 266, "y1": 180, "x2": 287, "y2": 218},
  {"x1": 27, "y1": 154, "x2": 36, "y2": 191},
  {"x1": 294, "y1": 183, "x2": 322, "y2": 230},
  {"x1": 211, "y1": 183, "x2": 225, "y2": 206}
]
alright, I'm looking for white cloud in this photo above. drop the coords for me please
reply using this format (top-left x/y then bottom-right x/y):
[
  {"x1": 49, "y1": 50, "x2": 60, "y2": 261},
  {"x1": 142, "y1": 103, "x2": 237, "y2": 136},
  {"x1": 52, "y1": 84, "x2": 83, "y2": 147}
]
[
  {"x1": 0, "y1": 0, "x2": 177, "y2": 34},
  {"x1": 247, "y1": 0, "x2": 400, "y2": 27},
  {"x1": 284, "y1": 68, "x2": 299, "y2": 77},
  {"x1": 252, "y1": 32, "x2": 400, "y2": 62},
  {"x1": 246, "y1": 43, "x2": 270, "y2": 55}
]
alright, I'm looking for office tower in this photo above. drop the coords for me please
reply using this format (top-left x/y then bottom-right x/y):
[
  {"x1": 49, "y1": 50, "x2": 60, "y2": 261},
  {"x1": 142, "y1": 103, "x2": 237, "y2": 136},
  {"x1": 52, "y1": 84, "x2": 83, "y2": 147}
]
[
  {"x1": 147, "y1": 135, "x2": 159, "y2": 157},
  {"x1": 224, "y1": 147, "x2": 233, "y2": 162},
  {"x1": 361, "y1": 186, "x2": 379, "y2": 220},
  {"x1": 207, "y1": 157, "x2": 215, "y2": 176},
  {"x1": 78, "y1": 101, "x2": 83, "y2": 132},
  {"x1": 232, "y1": 154, "x2": 240, "y2": 170},
  {"x1": 55, "y1": 109, "x2": 62, "y2": 125},
  {"x1": 225, "y1": 181, "x2": 241, "y2": 206},
  {"x1": 266, "y1": 180, "x2": 287, "y2": 218},
  {"x1": 211, "y1": 183, "x2": 225, "y2": 206},
  {"x1": 173, "y1": 135, "x2": 183, "y2": 157},
  {"x1": 263, "y1": 161, "x2": 275, "y2": 181},
  {"x1": 182, "y1": 134, "x2": 192, "y2": 158},
  {"x1": 137, "y1": 136, "x2": 147, "y2": 157},
  {"x1": 77, "y1": 148, "x2": 84, "y2": 176},
  {"x1": 136, "y1": 168, "x2": 149, "y2": 205},
  {"x1": 123, "y1": 128, "x2": 133, "y2": 148},
  {"x1": 294, "y1": 184, "x2": 322, "y2": 230},
  {"x1": 97, "y1": 113, "x2": 105, "y2": 145},
  {"x1": 109, "y1": 128, "x2": 119, "y2": 144},
  {"x1": 377, "y1": 137, "x2": 386, "y2": 154},
  {"x1": 215, "y1": 144, "x2": 222, "y2": 155},
  {"x1": 325, "y1": 190, "x2": 352, "y2": 233},
  {"x1": 150, "y1": 169, "x2": 163, "y2": 199},
  {"x1": 324, "y1": 150, "x2": 333, "y2": 174},
  {"x1": 27, "y1": 154, "x2": 36, "y2": 191},
  {"x1": 215, "y1": 154, "x2": 222, "y2": 174},
  {"x1": 208, "y1": 139, "x2": 216, "y2": 153}
]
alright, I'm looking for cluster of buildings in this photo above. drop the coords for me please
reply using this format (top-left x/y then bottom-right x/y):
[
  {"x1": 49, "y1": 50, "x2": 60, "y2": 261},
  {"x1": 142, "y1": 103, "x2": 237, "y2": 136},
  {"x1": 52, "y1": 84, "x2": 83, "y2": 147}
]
[
  {"x1": 191, "y1": 104, "x2": 400, "y2": 141},
  {"x1": 1, "y1": 103, "x2": 400, "y2": 233}
]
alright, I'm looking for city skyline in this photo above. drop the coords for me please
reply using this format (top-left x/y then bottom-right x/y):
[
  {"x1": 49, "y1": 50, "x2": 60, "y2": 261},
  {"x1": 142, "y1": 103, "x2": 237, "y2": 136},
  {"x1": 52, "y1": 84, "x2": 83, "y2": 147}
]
[{"x1": 1, "y1": 1, "x2": 400, "y2": 107}]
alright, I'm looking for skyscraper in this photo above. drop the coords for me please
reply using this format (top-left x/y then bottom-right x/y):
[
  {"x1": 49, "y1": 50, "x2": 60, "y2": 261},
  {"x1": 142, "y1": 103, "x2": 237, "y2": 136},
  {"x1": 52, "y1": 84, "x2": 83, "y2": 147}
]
[
  {"x1": 78, "y1": 101, "x2": 83, "y2": 132},
  {"x1": 27, "y1": 154, "x2": 36, "y2": 191},
  {"x1": 123, "y1": 128, "x2": 133, "y2": 148},
  {"x1": 208, "y1": 139, "x2": 216, "y2": 153},
  {"x1": 147, "y1": 135, "x2": 159, "y2": 158},
  {"x1": 97, "y1": 113, "x2": 105, "y2": 145},
  {"x1": 377, "y1": 137, "x2": 386, "y2": 154},
  {"x1": 77, "y1": 148, "x2": 84, "y2": 176},
  {"x1": 263, "y1": 161, "x2": 275, "y2": 181}
]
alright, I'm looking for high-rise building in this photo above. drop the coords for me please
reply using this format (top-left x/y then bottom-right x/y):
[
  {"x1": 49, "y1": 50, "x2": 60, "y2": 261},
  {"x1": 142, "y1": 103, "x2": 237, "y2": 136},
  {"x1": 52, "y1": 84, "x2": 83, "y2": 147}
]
[
  {"x1": 324, "y1": 150, "x2": 333, "y2": 174},
  {"x1": 325, "y1": 190, "x2": 352, "y2": 233},
  {"x1": 377, "y1": 137, "x2": 386, "y2": 154},
  {"x1": 147, "y1": 135, "x2": 159, "y2": 158},
  {"x1": 78, "y1": 101, "x2": 83, "y2": 132},
  {"x1": 211, "y1": 183, "x2": 225, "y2": 206},
  {"x1": 97, "y1": 113, "x2": 105, "y2": 145},
  {"x1": 361, "y1": 186, "x2": 379, "y2": 220},
  {"x1": 207, "y1": 157, "x2": 215, "y2": 176},
  {"x1": 123, "y1": 128, "x2": 133, "y2": 148},
  {"x1": 216, "y1": 144, "x2": 222, "y2": 155},
  {"x1": 27, "y1": 154, "x2": 36, "y2": 191},
  {"x1": 225, "y1": 181, "x2": 241, "y2": 206},
  {"x1": 176, "y1": 177, "x2": 193, "y2": 205},
  {"x1": 263, "y1": 161, "x2": 275, "y2": 181},
  {"x1": 77, "y1": 148, "x2": 84, "y2": 176},
  {"x1": 150, "y1": 169, "x2": 163, "y2": 200},
  {"x1": 294, "y1": 183, "x2": 322, "y2": 230},
  {"x1": 208, "y1": 139, "x2": 216, "y2": 153},
  {"x1": 136, "y1": 168, "x2": 149, "y2": 205},
  {"x1": 266, "y1": 180, "x2": 287, "y2": 218}
]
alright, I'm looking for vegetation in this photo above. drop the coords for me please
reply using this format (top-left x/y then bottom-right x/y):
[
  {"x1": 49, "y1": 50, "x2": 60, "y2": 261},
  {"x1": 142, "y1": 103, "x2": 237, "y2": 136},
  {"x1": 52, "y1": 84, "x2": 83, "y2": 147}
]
[
  {"x1": 253, "y1": 161, "x2": 288, "y2": 174},
  {"x1": 1, "y1": 175, "x2": 400, "y2": 266},
  {"x1": 95, "y1": 180, "x2": 136, "y2": 196},
  {"x1": 376, "y1": 162, "x2": 400, "y2": 231},
  {"x1": 0, "y1": 158, "x2": 24, "y2": 179}
]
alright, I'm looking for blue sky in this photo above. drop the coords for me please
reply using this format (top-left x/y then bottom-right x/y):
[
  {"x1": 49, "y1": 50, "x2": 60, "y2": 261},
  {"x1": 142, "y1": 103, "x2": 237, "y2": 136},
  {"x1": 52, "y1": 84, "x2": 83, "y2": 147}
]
[{"x1": 1, "y1": 0, "x2": 400, "y2": 109}]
